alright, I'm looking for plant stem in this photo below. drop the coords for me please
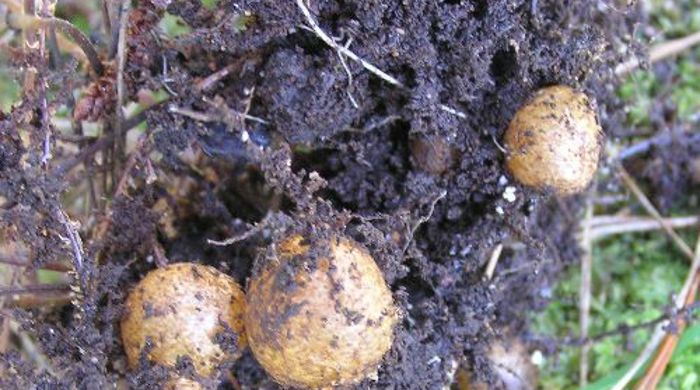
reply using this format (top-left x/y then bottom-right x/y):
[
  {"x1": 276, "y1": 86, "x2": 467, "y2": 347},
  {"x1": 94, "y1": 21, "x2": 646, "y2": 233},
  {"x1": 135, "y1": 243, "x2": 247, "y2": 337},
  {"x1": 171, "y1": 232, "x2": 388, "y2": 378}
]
[{"x1": 8, "y1": 12, "x2": 104, "y2": 76}]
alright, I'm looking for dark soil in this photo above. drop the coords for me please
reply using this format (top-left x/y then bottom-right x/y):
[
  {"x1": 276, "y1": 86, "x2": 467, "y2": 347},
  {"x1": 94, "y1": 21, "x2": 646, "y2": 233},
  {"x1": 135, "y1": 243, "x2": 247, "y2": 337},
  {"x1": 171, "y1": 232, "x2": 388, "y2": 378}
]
[{"x1": 0, "y1": 0, "x2": 646, "y2": 389}]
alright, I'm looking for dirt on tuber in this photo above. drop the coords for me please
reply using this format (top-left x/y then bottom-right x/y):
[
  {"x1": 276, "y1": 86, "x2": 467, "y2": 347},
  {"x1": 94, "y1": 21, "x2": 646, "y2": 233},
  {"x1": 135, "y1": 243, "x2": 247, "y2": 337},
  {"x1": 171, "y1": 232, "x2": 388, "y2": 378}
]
[
  {"x1": 244, "y1": 234, "x2": 399, "y2": 389},
  {"x1": 504, "y1": 85, "x2": 603, "y2": 195},
  {"x1": 121, "y1": 263, "x2": 247, "y2": 385}
]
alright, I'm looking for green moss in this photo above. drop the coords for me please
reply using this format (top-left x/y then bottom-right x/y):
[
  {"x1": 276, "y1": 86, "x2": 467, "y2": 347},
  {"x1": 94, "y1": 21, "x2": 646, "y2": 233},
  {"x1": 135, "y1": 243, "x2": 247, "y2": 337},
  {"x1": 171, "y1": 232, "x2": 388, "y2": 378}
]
[{"x1": 533, "y1": 233, "x2": 700, "y2": 389}]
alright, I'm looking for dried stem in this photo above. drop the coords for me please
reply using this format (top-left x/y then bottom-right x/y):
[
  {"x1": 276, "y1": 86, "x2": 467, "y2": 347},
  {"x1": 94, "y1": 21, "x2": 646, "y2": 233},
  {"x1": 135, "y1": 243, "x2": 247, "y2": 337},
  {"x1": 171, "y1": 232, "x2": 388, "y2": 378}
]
[
  {"x1": 484, "y1": 243, "x2": 503, "y2": 280},
  {"x1": 616, "y1": 131, "x2": 700, "y2": 162},
  {"x1": 579, "y1": 191, "x2": 594, "y2": 387},
  {"x1": 195, "y1": 56, "x2": 259, "y2": 92},
  {"x1": 8, "y1": 13, "x2": 104, "y2": 76},
  {"x1": 114, "y1": 0, "x2": 131, "y2": 166},
  {"x1": 611, "y1": 234, "x2": 700, "y2": 390},
  {"x1": 0, "y1": 283, "x2": 71, "y2": 295},
  {"x1": 616, "y1": 30, "x2": 700, "y2": 76},
  {"x1": 113, "y1": 135, "x2": 148, "y2": 198},
  {"x1": 101, "y1": 0, "x2": 112, "y2": 39},
  {"x1": 53, "y1": 134, "x2": 114, "y2": 177},
  {"x1": 208, "y1": 213, "x2": 273, "y2": 246},
  {"x1": 56, "y1": 208, "x2": 84, "y2": 276},
  {"x1": 0, "y1": 255, "x2": 71, "y2": 272},
  {"x1": 38, "y1": 0, "x2": 51, "y2": 166},
  {"x1": 618, "y1": 166, "x2": 694, "y2": 261},
  {"x1": 591, "y1": 215, "x2": 699, "y2": 240},
  {"x1": 4, "y1": 292, "x2": 72, "y2": 309}
]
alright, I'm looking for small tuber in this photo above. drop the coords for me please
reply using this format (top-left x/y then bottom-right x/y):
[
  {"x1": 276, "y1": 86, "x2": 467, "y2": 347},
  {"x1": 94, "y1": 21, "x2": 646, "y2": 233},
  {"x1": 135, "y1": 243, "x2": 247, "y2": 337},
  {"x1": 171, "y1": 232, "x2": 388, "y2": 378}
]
[
  {"x1": 504, "y1": 85, "x2": 602, "y2": 195},
  {"x1": 410, "y1": 135, "x2": 454, "y2": 175},
  {"x1": 121, "y1": 263, "x2": 247, "y2": 382},
  {"x1": 245, "y1": 234, "x2": 399, "y2": 388}
]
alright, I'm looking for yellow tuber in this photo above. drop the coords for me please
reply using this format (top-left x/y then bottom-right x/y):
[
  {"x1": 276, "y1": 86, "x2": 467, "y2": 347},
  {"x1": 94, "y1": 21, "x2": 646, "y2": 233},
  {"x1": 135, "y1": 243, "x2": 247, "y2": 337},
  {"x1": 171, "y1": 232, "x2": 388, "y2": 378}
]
[
  {"x1": 504, "y1": 85, "x2": 602, "y2": 195},
  {"x1": 121, "y1": 263, "x2": 247, "y2": 383},
  {"x1": 245, "y1": 234, "x2": 399, "y2": 388}
]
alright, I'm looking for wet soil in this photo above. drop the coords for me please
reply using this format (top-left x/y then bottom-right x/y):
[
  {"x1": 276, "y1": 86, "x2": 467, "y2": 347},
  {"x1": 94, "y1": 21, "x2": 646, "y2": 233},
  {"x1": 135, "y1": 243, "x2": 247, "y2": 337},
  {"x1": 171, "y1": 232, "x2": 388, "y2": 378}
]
[{"x1": 0, "y1": 0, "x2": 649, "y2": 389}]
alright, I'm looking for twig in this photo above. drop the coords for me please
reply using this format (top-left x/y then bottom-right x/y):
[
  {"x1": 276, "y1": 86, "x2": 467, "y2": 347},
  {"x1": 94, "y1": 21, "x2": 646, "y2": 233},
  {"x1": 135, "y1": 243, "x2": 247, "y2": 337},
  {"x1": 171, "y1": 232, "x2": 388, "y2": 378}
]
[
  {"x1": 202, "y1": 96, "x2": 269, "y2": 125},
  {"x1": 438, "y1": 104, "x2": 467, "y2": 119},
  {"x1": 38, "y1": 0, "x2": 54, "y2": 166},
  {"x1": 591, "y1": 215, "x2": 699, "y2": 240},
  {"x1": 20, "y1": 0, "x2": 38, "y2": 104},
  {"x1": 56, "y1": 208, "x2": 84, "y2": 273},
  {"x1": 114, "y1": 0, "x2": 131, "y2": 167},
  {"x1": 169, "y1": 106, "x2": 214, "y2": 122},
  {"x1": 335, "y1": 37, "x2": 359, "y2": 108},
  {"x1": 402, "y1": 190, "x2": 447, "y2": 254},
  {"x1": 196, "y1": 61, "x2": 239, "y2": 92},
  {"x1": 0, "y1": 283, "x2": 71, "y2": 295},
  {"x1": 170, "y1": 104, "x2": 268, "y2": 126},
  {"x1": 616, "y1": 31, "x2": 700, "y2": 76},
  {"x1": 207, "y1": 213, "x2": 272, "y2": 246},
  {"x1": 101, "y1": 0, "x2": 112, "y2": 39},
  {"x1": 4, "y1": 292, "x2": 73, "y2": 309},
  {"x1": 114, "y1": 134, "x2": 148, "y2": 198},
  {"x1": 0, "y1": 255, "x2": 72, "y2": 272},
  {"x1": 52, "y1": 102, "x2": 161, "y2": 177},
  {"x1": 591, "y1": 215, "x2": 699, "y2": 228},
  {"x1": 484, "y1": 243, "x2": 504, "y2": 280},
  {"x1": 616, "y1": 131, "x2": 700, "y2": 161},
  {"x1": 195, "y1": 56, "x2": 258, "y2": 92},
  {"x1": 611, "y1": 234, "x2": 700, "y2": 390},
  {"x1": 618, "y1": 166, "x2": 694, "y2": 261},
  {"x1": 579, "y1": 192, "x2": 594, "y2": 387},
  {"x1": 38, "y1": 8, "x2": 50, "y2": 166},
  {"x1": 360, "y1": 115, "x2": 402, "y2": 132},
  {"x1": 52, "y1": 134, "x2": 114, "y2": 177}
]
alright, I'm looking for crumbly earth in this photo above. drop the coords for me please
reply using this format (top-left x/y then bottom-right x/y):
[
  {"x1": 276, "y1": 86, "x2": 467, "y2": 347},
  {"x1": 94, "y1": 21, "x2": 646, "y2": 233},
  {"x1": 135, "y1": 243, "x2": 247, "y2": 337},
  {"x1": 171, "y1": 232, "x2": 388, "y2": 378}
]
[{"x1": 0, "y1": 0, "x2": 650, "y2": 389}]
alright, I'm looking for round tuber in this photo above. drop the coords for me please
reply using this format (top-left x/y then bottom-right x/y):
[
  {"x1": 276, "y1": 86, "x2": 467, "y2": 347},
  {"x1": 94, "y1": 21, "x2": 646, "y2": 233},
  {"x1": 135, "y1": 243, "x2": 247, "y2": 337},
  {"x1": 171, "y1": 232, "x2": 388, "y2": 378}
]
[
  {"x1": 504, "y1": 85, "x2": 602, "y2": 195},
  {"x1": 121, "y1": 263, "x2": 247, "y2": 380},
  {"x1": 410, "y1": 135, "x2": 454, "y2": 175},
  {"x1": 245, "y1": 234, "x2": 399, "y2": 388}
]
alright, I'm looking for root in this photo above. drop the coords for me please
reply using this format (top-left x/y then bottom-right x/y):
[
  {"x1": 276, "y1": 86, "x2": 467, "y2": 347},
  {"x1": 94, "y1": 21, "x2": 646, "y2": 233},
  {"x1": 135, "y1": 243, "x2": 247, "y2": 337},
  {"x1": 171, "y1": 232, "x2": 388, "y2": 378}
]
[{"x1": 294, "y1": 0, "x2": 467, "y2": 120}]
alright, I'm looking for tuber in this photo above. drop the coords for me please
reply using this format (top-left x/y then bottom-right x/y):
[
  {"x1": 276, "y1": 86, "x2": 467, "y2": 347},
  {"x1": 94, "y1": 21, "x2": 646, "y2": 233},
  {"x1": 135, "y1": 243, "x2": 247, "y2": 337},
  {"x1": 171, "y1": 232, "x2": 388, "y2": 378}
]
[
  {"x1": 410, "y1": 135, "x2": 454, "y2": 175},
  {"x1": 121, "y1": 263, "x2": 247, "y2": 381},
  {"x1": 504, "y1": 85, "x2": 602, "y2": 195},
  {"x1": 245, "y1": 234, "x2": 399, "y2": 388}
]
